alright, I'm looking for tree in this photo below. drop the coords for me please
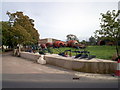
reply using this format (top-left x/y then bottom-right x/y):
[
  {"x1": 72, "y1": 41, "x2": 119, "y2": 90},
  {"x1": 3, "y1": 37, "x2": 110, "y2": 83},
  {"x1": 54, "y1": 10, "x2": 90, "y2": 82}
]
[
  {"x1": 66, "y1": 34, "x2": 79, "y2": 41},
  {"x1": 95, "y1": 10, "x2": 120, "y2": 57},
  {"x1": 11, "y1": 24, "x2": 31, "y2": 45},
  {"x1": 89, "y1": 36, "x2": 96, "y2": 45},
  {"x1": 6, "y1": 11, "x2": 39, "y2": 47},
  {"x1": 81, "y1": 40, "x2": 86, "y2": 44},
  {"x1": 1, "y1": 21, "x2": 14, "y2": 48}
]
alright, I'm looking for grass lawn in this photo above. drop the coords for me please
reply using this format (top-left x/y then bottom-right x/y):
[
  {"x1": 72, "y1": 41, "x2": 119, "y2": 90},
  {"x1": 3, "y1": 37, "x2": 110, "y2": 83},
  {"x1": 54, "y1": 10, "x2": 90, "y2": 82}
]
[
  {"x1": 86, "y1": 46, "x2": 119, "y2": 60},
  {"x1": 50, "y1": 46, "x2": 120, "y2": 60}
]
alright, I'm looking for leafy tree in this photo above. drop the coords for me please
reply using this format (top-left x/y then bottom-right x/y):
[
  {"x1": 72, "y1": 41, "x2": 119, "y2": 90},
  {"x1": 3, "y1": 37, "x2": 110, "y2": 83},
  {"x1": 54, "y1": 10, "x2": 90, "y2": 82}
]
[
  {"x1": 81, "y1": 40, "x2": 87, "y2": 44},
  {"x1": 0, "y1": 21, "x2": 14, "y2": 48},
  {"x1": 95, "y1": 10, "x2": 120, "y2": 57},
  {"x1": 66, "y1": 34, "x2": 79, "y2": 41},
  {"x1": 89, "y1": 36, "x2": 96, "y2": 45},
  {"x1": 11, "y1": 24, "x2": 31, "y2": 45},
  {"x1": 6, "y1": 11, "x2": 39, "y2": 47}
]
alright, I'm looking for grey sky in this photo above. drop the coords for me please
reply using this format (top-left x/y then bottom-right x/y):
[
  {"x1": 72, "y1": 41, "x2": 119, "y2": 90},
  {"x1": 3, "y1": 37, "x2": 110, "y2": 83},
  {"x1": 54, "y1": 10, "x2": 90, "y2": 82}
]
[{"x1": 1, "y1": 1, "x2": 118, "y2": 41}]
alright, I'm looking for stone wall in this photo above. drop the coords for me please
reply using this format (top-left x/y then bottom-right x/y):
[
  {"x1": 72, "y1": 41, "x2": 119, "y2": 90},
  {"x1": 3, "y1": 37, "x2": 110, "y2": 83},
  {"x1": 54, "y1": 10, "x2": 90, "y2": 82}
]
[
  {"x1": 44, "y1": 54, "x2": 117, "y2": 74},
  {"x1": 19, "y1": 52, "x2": 117, "y2": 74},
  {"x1": 20, "y1": 52, "x2": 40, "y2": 61}
]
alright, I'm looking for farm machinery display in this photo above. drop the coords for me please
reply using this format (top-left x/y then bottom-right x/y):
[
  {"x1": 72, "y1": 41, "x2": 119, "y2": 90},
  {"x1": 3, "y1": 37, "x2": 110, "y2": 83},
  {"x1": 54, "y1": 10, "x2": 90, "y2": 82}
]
[{"x1": 38, "y1": 40, "x2": 96, "y2": 60}]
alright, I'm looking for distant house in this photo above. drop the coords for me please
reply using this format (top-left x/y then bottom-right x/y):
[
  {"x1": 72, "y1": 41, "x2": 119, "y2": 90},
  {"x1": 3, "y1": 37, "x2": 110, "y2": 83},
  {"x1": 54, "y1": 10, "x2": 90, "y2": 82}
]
[{"x1": 38, "y1": 38, "x2": 61, "y2": 45}]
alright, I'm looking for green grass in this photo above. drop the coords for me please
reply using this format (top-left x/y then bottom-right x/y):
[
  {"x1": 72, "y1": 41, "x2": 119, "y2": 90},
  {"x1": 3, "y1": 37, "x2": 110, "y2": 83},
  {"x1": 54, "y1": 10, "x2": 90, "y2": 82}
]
[
  {"x1": 86, "y1": 46, "x2": 118, "y2": 60},
  {"x1": 51, "y1": 47, "x2": 76, "y2": 54},
  {"x1": 50, "y1": 46, "x2": 120, "y2": 60}
]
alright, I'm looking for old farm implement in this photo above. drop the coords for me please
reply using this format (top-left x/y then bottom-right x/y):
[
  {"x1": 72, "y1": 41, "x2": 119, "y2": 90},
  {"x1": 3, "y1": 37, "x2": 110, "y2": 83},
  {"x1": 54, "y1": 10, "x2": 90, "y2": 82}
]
[{"x1": 27, "y1": 40, "x2": 96, "y2": 60}]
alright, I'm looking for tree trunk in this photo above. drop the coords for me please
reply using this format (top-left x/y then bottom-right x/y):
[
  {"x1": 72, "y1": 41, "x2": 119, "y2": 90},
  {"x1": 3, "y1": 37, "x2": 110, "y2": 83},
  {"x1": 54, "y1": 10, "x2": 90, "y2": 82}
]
[
  {"x1": 2, "y1": 45, "x2": 4, "y2": 51},
  {"x1": 18, "y1": 44, "x2": 21, "y2": 52},
  {"x1": 115, "y1": 40, "x2": 119, "y2": 57}
]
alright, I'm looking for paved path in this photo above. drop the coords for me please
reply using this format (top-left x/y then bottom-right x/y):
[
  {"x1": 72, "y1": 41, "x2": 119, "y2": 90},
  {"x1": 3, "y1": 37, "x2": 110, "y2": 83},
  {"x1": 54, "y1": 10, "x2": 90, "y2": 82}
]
[{"x1": 2, "y1": 54, "x2": 119, "y2": 88}]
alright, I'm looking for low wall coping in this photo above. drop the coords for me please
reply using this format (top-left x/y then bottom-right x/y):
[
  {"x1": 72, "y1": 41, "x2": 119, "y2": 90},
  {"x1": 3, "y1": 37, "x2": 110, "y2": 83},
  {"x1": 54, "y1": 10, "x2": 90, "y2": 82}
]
[{"x1": 45, "y1": 54, "x2": 116, "y2": 63}]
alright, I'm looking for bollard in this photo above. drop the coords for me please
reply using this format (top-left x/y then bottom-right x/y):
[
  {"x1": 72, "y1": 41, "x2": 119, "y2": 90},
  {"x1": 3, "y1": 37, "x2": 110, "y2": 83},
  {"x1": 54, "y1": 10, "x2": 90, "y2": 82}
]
[{"x1": 115, "y1": 59, "x2": 120, "y2": 76}]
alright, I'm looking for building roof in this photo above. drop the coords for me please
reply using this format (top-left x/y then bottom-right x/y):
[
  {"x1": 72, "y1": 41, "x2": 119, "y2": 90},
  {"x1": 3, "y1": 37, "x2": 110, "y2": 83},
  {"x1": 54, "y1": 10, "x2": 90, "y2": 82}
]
[{"x1": 39, "y1": 38, "x2": 60, "y2": 41}]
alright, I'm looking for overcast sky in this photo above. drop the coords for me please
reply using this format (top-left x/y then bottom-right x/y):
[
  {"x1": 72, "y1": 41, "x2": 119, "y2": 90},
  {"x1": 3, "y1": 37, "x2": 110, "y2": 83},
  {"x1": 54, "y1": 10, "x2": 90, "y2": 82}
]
[{"x1": 1, "y1": 0, "x2": 119, "y2": 41}]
